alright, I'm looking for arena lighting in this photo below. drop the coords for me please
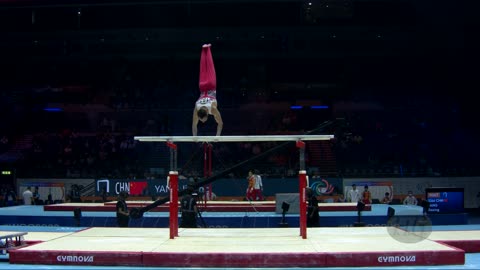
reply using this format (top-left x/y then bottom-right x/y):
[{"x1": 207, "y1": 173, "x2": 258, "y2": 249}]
[
  {"x1": 43, "y1": 107, "x2": 63, "y2": 112},
  {"x1": 290, "y1": 105, "x2": 329, "y2": 110}
]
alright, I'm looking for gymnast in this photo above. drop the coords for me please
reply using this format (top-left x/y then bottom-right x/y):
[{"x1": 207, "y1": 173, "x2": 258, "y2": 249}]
[{"x1": 192, "y1": 44, "x2": 223, "y2": 137}]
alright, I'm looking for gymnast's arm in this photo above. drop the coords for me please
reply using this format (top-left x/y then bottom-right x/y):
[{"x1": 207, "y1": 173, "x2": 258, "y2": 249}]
[
  {"x1": 192, "y1": 107, "x2": 199, "y2": 136},
  {"x1": 211, "y1": 103, "x2": 223, "y2": 136}
]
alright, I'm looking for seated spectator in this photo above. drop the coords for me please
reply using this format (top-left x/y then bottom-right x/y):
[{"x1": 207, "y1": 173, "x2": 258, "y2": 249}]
[
  {"x1": 403, "y1": 191, "x2": 418, "y2": 205},
  {"x1": 70, "y1": 185, "x2": 82, "y2": 203},
  {"x1": 33, "y1": 186, "x2": 41, "y2": 205},
  {"x1": 45, "y1": 193, "x2": 54, "y2": 205},
  {"x1": 101, "y1": 187, "x2": 108, "y2": 202},
  {"x1": 4, "y1": 188, "x2": 16, "y2": 206},
  {"x1": 381, "y1": 192, "x2": 392, "y2": 204}
]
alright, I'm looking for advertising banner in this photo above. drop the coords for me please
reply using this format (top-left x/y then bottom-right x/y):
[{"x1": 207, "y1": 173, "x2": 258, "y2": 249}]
[{"x1": 95, "y1": 177, "x2": 342, "y2": 199}]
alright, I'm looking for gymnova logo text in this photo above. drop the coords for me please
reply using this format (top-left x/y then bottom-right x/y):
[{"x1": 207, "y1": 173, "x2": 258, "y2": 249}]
[
  {"x1": 57, "y1": 255, "x2": 94, "y2": 263},
  {"x1": 377, "y1": 255, "x2": 416, "y2": 263}
]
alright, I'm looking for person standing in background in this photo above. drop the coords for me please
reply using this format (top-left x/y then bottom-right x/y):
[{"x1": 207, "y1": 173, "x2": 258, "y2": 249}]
[
  {"x1": 362, "y1": 185, "x2": 372, "y2": 204},
  {"x1": 33, "y1": 186, "x2": 40, "y2": 205},
  {"x1": 22, "y1": 187, "x2": 33, "y2": 205},
  {"x1": 116, "y1": 191, "x2": 129, "y2": 227},
  {"x1": 253, "y1": 169, "x2": 264, "y2": 201},
  {"x1": 347, "y1": 184, "x2": 360, "y2": 203},
  {"x1": 306, "y1": 187, "x2": 320, "y2": 227},
  {"x1": 246, "y1": 170, "x2": 255, "y2": 201},
  {"x1": 180, "y1": 186, "x2": 199, "y2": 228},
  {"x1": 46, "y1": 192, "x2": 53, "y2": 205}
]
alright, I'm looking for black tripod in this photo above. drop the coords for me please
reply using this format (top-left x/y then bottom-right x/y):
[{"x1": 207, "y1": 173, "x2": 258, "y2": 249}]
[{"x1": 354, "y1": 201, "x2": 366, "y2": 227}]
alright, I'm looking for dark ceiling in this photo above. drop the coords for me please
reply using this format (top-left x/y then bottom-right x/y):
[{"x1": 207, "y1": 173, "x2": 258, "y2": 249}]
[
  {"x1": 0, "y1": 0, "x2": 461, "y2": 60},
  {"x1": 0, "y1": 0, "x2": 473, "y2": 99}
]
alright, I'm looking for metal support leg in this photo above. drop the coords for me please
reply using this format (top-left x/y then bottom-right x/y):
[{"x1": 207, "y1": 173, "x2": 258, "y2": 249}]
[
  {"x1": 166, "y1": 141, "x2": 178, "y2": 239},
  {"x1": 296, "y1": 140, "x2": 307, "y2": 239}
]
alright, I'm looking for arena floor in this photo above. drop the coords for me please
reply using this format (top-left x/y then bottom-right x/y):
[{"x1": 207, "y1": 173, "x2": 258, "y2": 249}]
[
  {"x1": 2, "y1": 224, "x2": 480, "y2": 268},
  {"x1": 1, "y1": 206, "x2": 479, "y2": 269}
]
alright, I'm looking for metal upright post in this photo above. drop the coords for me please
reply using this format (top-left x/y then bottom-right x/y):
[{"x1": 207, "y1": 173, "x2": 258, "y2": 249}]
[
  {"x1": 208, "y1": 143, "x2": 213, "y2": 203},
  {"x1": 166, "y1": 142, "x2": 178, "y2": 239},
  {"x1": 296, "y1": 140, "x2": 307, "y2": 239},
  {"x1": 203, "y1": 143, "x2": 213, "y2": 208},
  {"x1": 203, "y1": 143, "x2": 207, "y2": 207}
]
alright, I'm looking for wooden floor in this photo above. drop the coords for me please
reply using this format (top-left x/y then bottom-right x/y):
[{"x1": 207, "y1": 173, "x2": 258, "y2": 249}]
[{"x1": 8, "y1": 227, "x2": 468, "y2": 267}]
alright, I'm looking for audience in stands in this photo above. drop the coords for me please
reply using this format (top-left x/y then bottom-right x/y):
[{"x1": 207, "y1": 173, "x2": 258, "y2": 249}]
[{"x1": 0, "y1": 70, "x2": 477, "y2": 181}]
